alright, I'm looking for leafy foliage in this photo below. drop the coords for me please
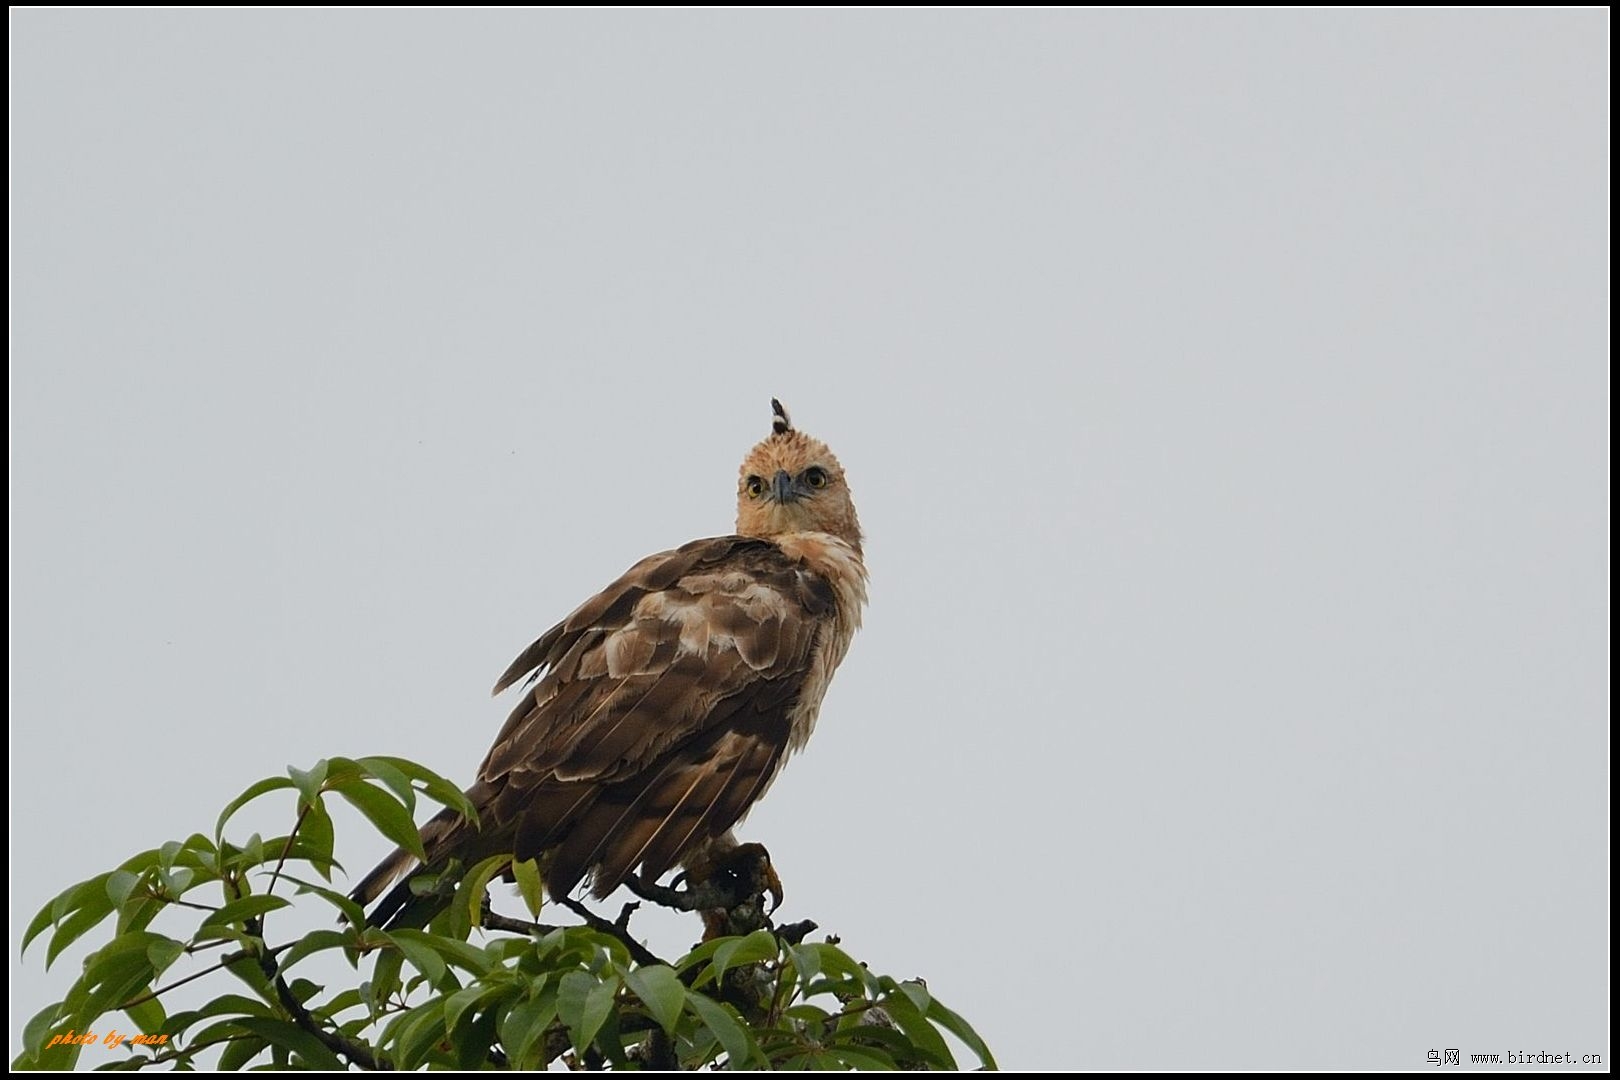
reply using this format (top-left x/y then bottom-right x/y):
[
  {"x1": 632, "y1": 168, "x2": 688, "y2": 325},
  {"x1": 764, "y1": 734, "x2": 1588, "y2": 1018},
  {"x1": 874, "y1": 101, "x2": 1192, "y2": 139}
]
[{"x1": 16, "y1": 756, "x2": 995, "y2": 1071}]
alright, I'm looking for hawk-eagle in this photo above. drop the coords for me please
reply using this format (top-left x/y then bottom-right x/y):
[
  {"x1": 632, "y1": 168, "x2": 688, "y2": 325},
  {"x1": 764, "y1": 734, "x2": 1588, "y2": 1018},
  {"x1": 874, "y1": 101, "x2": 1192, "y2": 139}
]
[{"x1": 353, "y1": 400, "x2": 866, "y2": 927}]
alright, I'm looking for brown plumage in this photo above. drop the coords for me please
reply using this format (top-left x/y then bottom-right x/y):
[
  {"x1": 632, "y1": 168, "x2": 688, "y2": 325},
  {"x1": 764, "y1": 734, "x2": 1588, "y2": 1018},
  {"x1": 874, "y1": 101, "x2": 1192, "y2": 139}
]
[{"x1": 353, "y1": 401, "x2": 866, "y2": 927}]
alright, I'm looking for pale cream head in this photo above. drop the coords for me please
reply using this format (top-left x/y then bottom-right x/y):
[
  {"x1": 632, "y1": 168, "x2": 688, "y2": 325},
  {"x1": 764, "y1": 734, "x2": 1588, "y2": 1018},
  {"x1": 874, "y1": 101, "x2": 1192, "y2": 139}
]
[{"x1": 735, "y1": 400, "x2": 862, "y2": 551}]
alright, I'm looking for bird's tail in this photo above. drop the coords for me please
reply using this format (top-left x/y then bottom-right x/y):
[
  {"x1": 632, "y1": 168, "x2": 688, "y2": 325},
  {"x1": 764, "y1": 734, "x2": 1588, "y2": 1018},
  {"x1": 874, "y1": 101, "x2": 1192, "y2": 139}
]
[{"x1": 350, "y1": 804, "x2": 483, "y2": 929}]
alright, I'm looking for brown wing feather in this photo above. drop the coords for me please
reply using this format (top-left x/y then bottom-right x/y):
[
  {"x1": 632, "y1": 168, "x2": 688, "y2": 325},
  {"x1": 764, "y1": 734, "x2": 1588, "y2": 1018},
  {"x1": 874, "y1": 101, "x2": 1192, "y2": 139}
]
[{"x1": 355, "y1": 535, "x2": 837, "y2": 923}]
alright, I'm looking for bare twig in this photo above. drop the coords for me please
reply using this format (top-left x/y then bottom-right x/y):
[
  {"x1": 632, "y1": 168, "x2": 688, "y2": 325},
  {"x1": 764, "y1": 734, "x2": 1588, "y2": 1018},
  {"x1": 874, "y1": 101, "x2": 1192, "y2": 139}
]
[
  {"x1": 119, "y1": 1031, "x2": 259, "y2": 1069},
  {"x1": 183, "y1": 937, "x2": 233, "y2": 955},
  {"x1": 117, "y1": 942, "x2": 293, "y2": 1010},
  {"x1": 156, "y1": 894, "x2": 222, "y2": 914},
  {"x1": 479, "y1": 902, "x2": 562, "y2": 937},
  {"x1": 267, "y1": 804, "x2": 310, "y2": 897}
]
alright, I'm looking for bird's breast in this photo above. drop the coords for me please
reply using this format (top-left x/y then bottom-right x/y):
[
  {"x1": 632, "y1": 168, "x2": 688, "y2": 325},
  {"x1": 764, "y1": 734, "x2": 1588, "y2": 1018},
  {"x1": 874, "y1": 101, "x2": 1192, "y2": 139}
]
[{"x1": 772, "y1": 532, "x2": 868, "y2": 753}]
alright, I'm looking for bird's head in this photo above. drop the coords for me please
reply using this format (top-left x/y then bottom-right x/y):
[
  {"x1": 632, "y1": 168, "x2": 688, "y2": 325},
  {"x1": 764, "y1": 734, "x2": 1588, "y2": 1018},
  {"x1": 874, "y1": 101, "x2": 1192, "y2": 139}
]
[{"x1": 736, "y1": 399, "x2": 862, "y2": 551}]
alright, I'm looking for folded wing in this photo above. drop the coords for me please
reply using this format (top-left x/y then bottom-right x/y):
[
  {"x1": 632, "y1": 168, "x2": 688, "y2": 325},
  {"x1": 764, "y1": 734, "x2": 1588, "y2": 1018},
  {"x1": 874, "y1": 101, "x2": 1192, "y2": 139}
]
[{"x1": 354, "y1": 535, "x2": 836, "y2": 924}]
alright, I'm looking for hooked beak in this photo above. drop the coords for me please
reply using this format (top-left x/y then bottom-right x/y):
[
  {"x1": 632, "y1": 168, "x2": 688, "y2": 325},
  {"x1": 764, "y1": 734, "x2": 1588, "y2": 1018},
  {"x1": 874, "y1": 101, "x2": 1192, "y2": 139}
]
[{"x1": 771, "y1": 469, "x2": 799, "y2": 504}]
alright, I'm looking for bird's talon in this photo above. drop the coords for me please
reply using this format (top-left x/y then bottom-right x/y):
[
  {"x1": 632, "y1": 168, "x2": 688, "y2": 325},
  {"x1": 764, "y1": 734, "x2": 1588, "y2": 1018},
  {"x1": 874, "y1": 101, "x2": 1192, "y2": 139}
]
[{"x1": 764, "y1": 862, "x2": 784, "y2": 914}]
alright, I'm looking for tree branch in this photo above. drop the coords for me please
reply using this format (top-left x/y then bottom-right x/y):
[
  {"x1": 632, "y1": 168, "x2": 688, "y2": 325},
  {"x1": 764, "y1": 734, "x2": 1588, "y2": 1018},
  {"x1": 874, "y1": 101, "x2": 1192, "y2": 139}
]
[
  {"x1": 478, "y1": 896, "x2": 562, "y2": 937},
  {"x1": 557, "y1": 896, "x2": 668, "y2": 969},
  {"x1": 621, "y1": 872, "x2": 728, "y2": 912},
  {"x1": 118, "y1": 941, "x2": 294, "y2": 1010},
  {"x1": 246, "y1": 916, "x2": 387, "y2": 1070}
]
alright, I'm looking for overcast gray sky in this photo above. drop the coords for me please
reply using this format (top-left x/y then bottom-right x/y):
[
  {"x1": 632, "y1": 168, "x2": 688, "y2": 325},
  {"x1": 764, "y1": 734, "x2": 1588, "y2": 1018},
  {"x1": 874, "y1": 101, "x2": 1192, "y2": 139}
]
[{"x1": 9, "y1": 10, "x2": 1609, "y2": 1071}]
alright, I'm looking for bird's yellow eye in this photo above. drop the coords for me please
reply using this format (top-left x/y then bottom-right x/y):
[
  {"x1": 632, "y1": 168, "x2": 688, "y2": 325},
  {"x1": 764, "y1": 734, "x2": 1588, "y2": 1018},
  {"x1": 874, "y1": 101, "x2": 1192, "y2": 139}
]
[
  {"x1": 804, "y1": 467, "x2": 828, "y2": 489},
  {"x1": 745, "y1": 475, "x2": 765, "y2": 498}
]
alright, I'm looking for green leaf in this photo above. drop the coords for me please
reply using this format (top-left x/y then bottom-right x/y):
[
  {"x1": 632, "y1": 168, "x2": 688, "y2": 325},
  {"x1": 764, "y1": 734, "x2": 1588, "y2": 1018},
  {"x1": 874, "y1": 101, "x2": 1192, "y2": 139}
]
[
  {"x1": 230, "y1": 1017, "x2": 346, "y2": 1070},
  {"x1": 359, "y1": 756, "x2": 477, "y2": 820},
  {"x1": 369, "y1": 948, "x2": 405, "y2": 1011},
  {"x1": 595, "y1": 1006, "x2": 630, "y2": 1068},
  {"x1": 720, "y1": 928, "x2": 778, "y2": 976},
  {"x1": 802, "y1": 941, "x2": 883, "y2": 999},
  {"x1": 788, "y1": 942, "x2": 822, "y2": 986},
  {"x1": 499, "y1": 991, "x2": 558, "y2": 1070},
  {"x1": 115, "y1": 898, "x2": 166, "y2": 943},
  {"x1": 286, "y1": 761, "x2": 329, "y2": 811},
  {"x1": 455, "y1": 1003, "x2": 502, "y2": 1071},
  {"x1": 806, "y1": 941, "x2": 863, "y2": 978},
  {"x1": 278, "y1": 929, "x2": 356, "y2": 975},
  {"x1": 876, "y1": 991, "x2": 955, "y2": 1069},
  {"x1": 555, "y1": 970, "x2": 603, "y2": 1053},
  {"x1": 925, "y1": 997, "x2": 997, "y2": 1070},
  {"x1": 278, "y1": 872, "x2": 367, "y2": 927},
  {"x1": 214, "y1": 776, "x2": 295, "y2": 845},
  {"x1": 22, "y1": 1002, "x2": 62, "y2": 1059},
  {"x1": 692, "y1": 928, "x2": 780, "y2": 988},
  {"x1": 333, "y1": 780, "x2": 425, "y2": 861},
  {"x1": 298, "y1": 799, "x2": 337, "y2": 882},
  {"x1": 782, "y1": 1003, "x2": 831, "y2": 1024},
  {"x1": 253, "y1": 832, "x2": 345, "y2": 878},
  {"x1": 392, "y1": 1002, "x2": 449, "y2": 1069},
  {"x1": 159, "y1": 866, "x2": 196, "y2": 898},
  {"x1": 578, "y1": 975, "x2": 619, "y2": 1055},
  {"x1": 511, "y1": 857, "x2": 544, "y2": 919},
  {"x1": 164, "y1": 993, "x2": 279, "y2": 1042},
  {"x1": 199, "y1": 894, "x2": 290, "y2": 930},
  {"x1": 383, "y1": 929, "x2": 447, "y2": 986},
  {"x1": 685, "y1": 990, "x2": 756, "y2": 1069},
  {"x1": 453, "y1": 854, "x2": 511, "y2": 940},
  {"x1": 192, "y1": 924, "x2": 256, "y2": 950},
  {"x1": 220, "y1": 948, "x2": 277, "y2": 1003},
  {"x1": 826, "y1": 1021, "x2": 918, "y2": 1059},
  {"x1": 157, "y1": 840, "x2": 184, "y2": 873},
  {"x1": 805, "y1": 974, "x2": 867, "y2": 1002},
  {"x1": 320, "y1": 987, "x2": 368, "y2": 1020},
  {"x1": 123, "y1": 994, "x2": 167, "y2": 1038},
  {"x1": 443, "y1": 982, "x2": 503, "y2": 1037},
  {"x1": 16, "y1": 1018, "x2": 82, "y2": 1072},
  {"x1": 21, "y1": 896, "x2": 58, "y2": 956},
  {"x1": 215, "y1": 1029, "x2": 269, "y2": 1071},
  {"x1": 45, "y1": 894, "x2": 117, "y2": 970},
  {"x1": 286, "y1": 977, "x2": 323, "y2": 1006},
  {"x1": 827, "y1": 1043, "x2": 900, "y2": 1070},
  {"x1": 355, "y1": 756, "x2": 416, "y2": 814},
  {"x1": 674, "y1": 935, "x2": 728, "y2": 974},
  {"x1": 320, "y1": 755, "x2": 368, "y2": 785},
  {"x1": 105, "y1": 870, "x2": 143, "y2": 909},
  {"x1": 24, "y1": 873, "x2": 114, "y2": 965},
  {"x1": 624, "y1": 963, "x2": 686, "y2": 1034},
  {"x1": 145, "y1": 937, "x2": 185, "y2": 979},
  {"x1": 65, "y1": 940, "x2": 157, "y2": 1026},
  {"x1": 408, "y1": 932, "x2": 497, "y2": 976}
]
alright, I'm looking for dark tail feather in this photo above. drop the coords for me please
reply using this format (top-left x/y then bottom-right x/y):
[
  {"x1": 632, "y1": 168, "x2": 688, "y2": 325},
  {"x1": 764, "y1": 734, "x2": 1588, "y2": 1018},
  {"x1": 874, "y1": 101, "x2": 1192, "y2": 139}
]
[
  {"x1": 350, "y1": 846, "x2": 417, "y2": 912},
  {"x1": 363, "y1": 871, "x2": 448, "y2": 932},
  {"x1": 349, "y1": 805, "x2": 475, "y2": 929}
]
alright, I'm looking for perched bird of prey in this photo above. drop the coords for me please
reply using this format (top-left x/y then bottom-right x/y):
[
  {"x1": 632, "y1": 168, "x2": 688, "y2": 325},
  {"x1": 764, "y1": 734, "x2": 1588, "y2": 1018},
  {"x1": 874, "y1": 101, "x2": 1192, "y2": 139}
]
[{"x1": 354, "y1": 400, "x2": 866, "y2": 928}]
